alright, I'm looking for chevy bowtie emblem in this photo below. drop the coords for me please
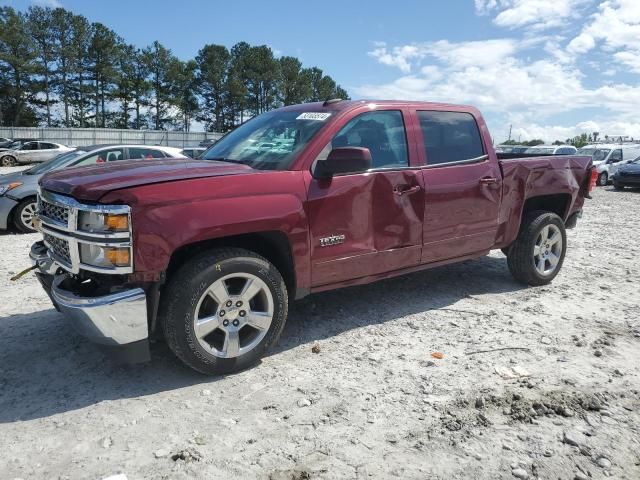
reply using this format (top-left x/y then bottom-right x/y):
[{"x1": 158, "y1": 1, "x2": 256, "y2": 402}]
[{"x1": 319, "y1": 234, "x2": 346, "y2": 247}]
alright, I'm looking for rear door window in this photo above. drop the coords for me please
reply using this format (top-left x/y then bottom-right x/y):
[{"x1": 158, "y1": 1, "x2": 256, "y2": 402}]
[
  {"x1": 128, "y1": 147, "x2": 166, "y2": 159},
  {"x1": 417, "y1": 111, "x2": 485, "y2": 165},
  {"x1": 21, "y1": 142, "x2": 39, "y2": 151},
  {"x1": 74, "y1": 148, "x2": 125, "y2": 166}
]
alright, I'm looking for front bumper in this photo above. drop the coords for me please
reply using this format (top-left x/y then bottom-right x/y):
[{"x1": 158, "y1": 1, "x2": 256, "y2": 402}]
[
  {"x1": 31, "y1": 241, "x2": 150, "y2": 362},
  {"x1": 0, "y1": 195, "x2": 18, "y2": 230}
]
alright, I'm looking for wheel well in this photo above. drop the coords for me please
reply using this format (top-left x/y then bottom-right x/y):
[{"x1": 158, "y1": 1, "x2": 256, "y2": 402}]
[
  {"x1": 522, "y1": 194, "x2": 571, "y2": 221},
  {"x1": 166, "y1": 231, "x2": 296, "y2": 296}
]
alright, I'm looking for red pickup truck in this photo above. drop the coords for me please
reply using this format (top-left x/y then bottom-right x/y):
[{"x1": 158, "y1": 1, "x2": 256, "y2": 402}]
[{"x1": 30, "y1": 100, "x2": 594, "y2": 374}]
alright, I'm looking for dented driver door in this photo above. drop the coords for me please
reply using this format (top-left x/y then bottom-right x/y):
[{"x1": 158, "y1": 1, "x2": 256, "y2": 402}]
[{"x1": 305, "y1": 108, "x2": 424, "y2": 287}]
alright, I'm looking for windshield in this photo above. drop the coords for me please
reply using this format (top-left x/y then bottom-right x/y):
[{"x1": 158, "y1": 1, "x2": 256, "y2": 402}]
[
  {"x1": 201, "y1": 110, "x2": 332, "y2": 170},
  {"x1": 576, "y1": 148, "x2": 610, "y2": 162},
  {"x1": 632, "y1": 156, "x2": 640, "y2": 164},
  {"x1": 7, "y1": 141, "x2": 23, "y2": 150},
  {"x1": 524, "y1": 147, "x2": 555, "y2": 154},
  {"x1": 26, "y1": 150, "x2": 85, "y2": 174}
]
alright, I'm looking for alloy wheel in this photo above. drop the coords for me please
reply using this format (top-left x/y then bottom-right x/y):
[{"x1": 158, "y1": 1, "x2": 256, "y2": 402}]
[
  {"x1": 533, "y1": 224, "x2": 563, "y2": 276},
  {"x1": 193, "y1": 273, "x2": 274, "y2": 358}
]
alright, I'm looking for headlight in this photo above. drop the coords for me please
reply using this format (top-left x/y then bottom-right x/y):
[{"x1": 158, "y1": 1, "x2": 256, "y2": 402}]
[
  {"x1": 80, "y1": 244, "x2": 131, "y2": 268},
  {"x1": 78, "y1": 211, "x2": 129, "y2": 233},
  {"x1": 0, "y1": 182, "x2": 23, "y2": 196}
]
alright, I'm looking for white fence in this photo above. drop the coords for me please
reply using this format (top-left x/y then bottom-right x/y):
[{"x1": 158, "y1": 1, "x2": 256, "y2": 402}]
[{"x1": 0, "y1": 127, "x2": 223, "y2": 148}]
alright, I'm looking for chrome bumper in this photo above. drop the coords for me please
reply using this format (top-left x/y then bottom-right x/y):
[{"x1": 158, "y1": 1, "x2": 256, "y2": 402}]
[
  {"x1": 51, "y1": 275, "x2": 148, "y2": 346},
  {"x1": 31, "y1": 240, "x2": 149, "y2": 347}
]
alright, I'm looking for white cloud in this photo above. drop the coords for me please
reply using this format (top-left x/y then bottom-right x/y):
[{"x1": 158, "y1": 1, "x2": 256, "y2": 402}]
[
  {"x1": 475, "y1": 0, "x2": 588, "y2": 30},
  {"x1": 31, "y1": 0, "x2": 63, "y2": 7},
  {"x1": 359, "y1": 36, "x2": 640, "y2": 142}
]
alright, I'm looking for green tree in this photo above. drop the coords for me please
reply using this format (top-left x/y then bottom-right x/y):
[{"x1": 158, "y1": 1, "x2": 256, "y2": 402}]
[
  {"x1": 143, "y1": 41, "x2": 176, "y2": 130},
  {"x1": 51, "y1": 7, "x2": 74, "y2": 126},
  {"x1": 245, "y1": 45, "x2": 278, "y2": 116},
  {"x1": 88, "y1": 22, "x2": 121, "y2": 127},
  {"x1": 0, "y1": 7, "x2": 38, "y2": 126},
  {"x1": 278, "y1": 56, "x2": 311, "y2": 106},
  {"x1": 26, "y1": 5, "x2": 56, "y2": 126},
  {"x1": 570, "y1": 133, "x2": 589, "y2": 148},
  {"x1": 69, "y1": 14, "x2": 92, "y2": 127},
  {"x1": 226, "y1": 41, "x2": 251, "y2": 127},
  {"x1": 169, "y1": 58, "x2": 199, "y2": 131},
  {"x1": 196, "y1": 44, "x2": 230, "y2": 132}
]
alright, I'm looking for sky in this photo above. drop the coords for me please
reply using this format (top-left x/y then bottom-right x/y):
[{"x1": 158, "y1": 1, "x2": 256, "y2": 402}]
[{"x1": 5, "y1": 0, "x2": 640, "y2": 142}]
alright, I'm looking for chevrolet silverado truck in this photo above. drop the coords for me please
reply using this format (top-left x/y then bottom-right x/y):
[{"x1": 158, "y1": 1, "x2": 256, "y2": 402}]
[{"x1": 29, "y1": 100, "x2": 595, "y2": 375}]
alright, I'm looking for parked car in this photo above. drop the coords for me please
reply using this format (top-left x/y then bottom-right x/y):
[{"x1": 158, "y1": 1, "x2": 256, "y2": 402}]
[
  {"x1": 0, "y1": 137, "x2": 12, "y2": 148},
  {"x1": 29, "y1": 100, "x2": 594, "y2": 375},
  {"x1": 0, "y1": 138, "x2": 37, "y2": 154},
  {"x1": 199, "y1": 138, "x2": 218, "y2": 148},
  {"x1": 577, "y1": 144, "x2": 640, "y2": 186},
  {"x1": 181, "y1": 147, "x2": 207, "y2": 159},
  {"x1": 523, "y1": 145, "x2": 577, "y2": 155},
  {"x1": 495, "y1": 145, "x2": 528, "y2": 154},
  {"x1": 0, "y1": 144, "x2": 187, "y2": 233},
  {"x1": 612, "y1": 156, "x2": 640, "y2": 190},
  {"x1": 0, "y1": 141, "x2": 73, "y2": 167}
]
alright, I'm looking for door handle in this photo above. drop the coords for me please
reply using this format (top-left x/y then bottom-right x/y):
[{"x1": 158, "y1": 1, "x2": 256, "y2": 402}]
[
  {"x1": 393, "y1": 185, "x2": 421, "y2": 196},
  {"x1": 479, "y1": 177, "x2": 498, "y2": 185}
]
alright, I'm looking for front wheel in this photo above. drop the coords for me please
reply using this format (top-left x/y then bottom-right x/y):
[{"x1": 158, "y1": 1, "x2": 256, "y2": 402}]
[
  {"x1": 160, "y1": 248, "x2": 288, "y2": 375},
  {"x1": 13, "y1": 197, "x2": 38, "y2": 233},
  {"x1": 597, "y1": 172, "x2": 608, "y2": 186},
  {"x1": 507, "y1": 211, "x2": 567, "y2": 286},
  {"x1": 1, "y1": 155, "x2": 17, "y2": 167}
]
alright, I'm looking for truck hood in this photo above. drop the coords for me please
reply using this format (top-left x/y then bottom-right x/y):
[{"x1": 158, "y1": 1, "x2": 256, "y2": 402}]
[{"x1": 40, "y1": 158, "x2": 255, "y2": 202}]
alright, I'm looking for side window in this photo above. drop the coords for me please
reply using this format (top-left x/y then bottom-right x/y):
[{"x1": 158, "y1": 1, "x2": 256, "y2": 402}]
[
  {"x1": 417, "y1": 111, "x2": 485, "y2": 165},
  {"x1": 316, "y1": 110, "x2": 409, "y2": 169},
  {"x1": 128, "y1": 147, "x2": 166, "y2": 159},
  {"x1": 40, "y1": 143, "x2": 57, "y2": 149},
  {"x1": 21, "y1": 142, "x2": 38, "y2": 151},
  {"x1": 609, "y1": 149, "x2": 623, "y2": 162},
  {"x1": 75, "y1": 148, "x2": 124, "y2": 166}
]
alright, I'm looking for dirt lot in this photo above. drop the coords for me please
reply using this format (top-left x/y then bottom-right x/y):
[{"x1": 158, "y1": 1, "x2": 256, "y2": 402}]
[{"x1": 0, "y1": 165, "x2": 638, "y2": 480}]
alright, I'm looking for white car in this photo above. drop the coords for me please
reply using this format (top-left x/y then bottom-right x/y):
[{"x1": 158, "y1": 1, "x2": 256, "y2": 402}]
[
  {"x1": 0, "y1": 141, "x2": 73, "y2": 167},
  {"x1": 523, "y1": 145, "x2": 578, "y2": 155},
  {"x1": 577, "y1": 144, "x2": 640, "y2": 186}
]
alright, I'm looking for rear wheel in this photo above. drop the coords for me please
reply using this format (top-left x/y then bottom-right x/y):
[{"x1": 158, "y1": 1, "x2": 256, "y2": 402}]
[
  {"x1": 1, "y1": 155, "x2": 17, "y2": 167},
  {"x1": 507, "y1": 211, "x2": 567, "y2": 286},
  {"x1": 597, "y1": 172, "x2": 608, "y2": 186},
  {"x1": 13, "y1": 197, "x2": 38, "y2": 233},
  {"x1": 160, "y1": 248, "x2": 288, "y2": 375}
]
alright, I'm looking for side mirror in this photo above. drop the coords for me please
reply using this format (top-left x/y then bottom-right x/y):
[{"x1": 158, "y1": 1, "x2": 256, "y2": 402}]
[{"x1": 312, "y1": 147, "x2": 372, "y2": 179}]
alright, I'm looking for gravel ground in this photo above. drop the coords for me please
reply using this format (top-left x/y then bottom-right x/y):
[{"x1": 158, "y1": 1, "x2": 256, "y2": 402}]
[{"x1": 0, "y1": 164, "x2": 639, "y2": 480}]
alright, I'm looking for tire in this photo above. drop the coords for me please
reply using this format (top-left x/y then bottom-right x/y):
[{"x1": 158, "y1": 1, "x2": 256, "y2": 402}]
[
  {"x1": 13, "y1": 197, "x2": 38, "y2": 233},
  {"x1": 160, "y1": 248, "x2": 289, "y2": 375},
  {"x1": 613, "y1": 182, "x2": 625, "y2": 191},
  {"x1": 597, "y1": 172, "x2": 608, "y2": 186},
  {"x1": 1, "y1": 155, "x2": 17, "y2": 167},
  {"x1": 507, "y1": 211, "x2": 567, "y2": 286}
]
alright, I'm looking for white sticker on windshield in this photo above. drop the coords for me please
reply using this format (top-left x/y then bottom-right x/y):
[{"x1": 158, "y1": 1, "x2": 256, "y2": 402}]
[{"x1": 296, "y1": 112, "x2": 332, "y2": 121}]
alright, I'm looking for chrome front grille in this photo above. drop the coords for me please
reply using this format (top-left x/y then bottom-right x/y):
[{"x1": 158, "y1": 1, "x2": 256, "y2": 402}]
[
  {"x1": 43, "y1": 233, "x2": 72, "y2": 265},
  {"x1": 37, "y1": 189, "x2": 133, "y2": 274},
  {"x1": 40, "y1": 199, "x2": 70, "y2": 225}
]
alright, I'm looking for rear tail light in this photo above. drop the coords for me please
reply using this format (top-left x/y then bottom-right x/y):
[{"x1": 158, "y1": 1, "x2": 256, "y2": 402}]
[{"x1": 589, "y1": 168, "x2": 598, "y2": 192}]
